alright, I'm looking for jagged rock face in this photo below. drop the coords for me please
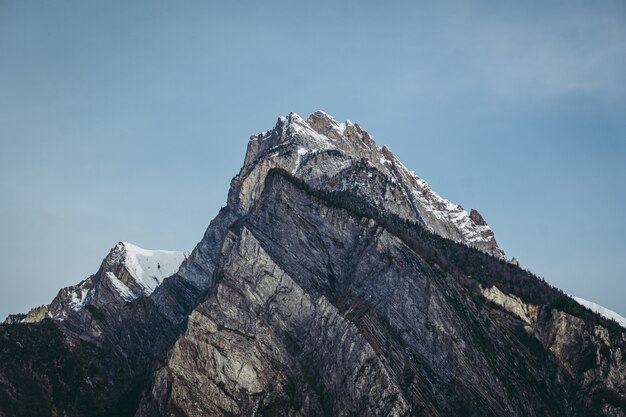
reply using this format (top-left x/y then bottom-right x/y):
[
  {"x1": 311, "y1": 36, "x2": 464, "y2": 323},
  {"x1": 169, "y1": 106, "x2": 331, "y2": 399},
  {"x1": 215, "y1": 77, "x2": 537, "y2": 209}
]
[
  {"x1": 141, "y1": 171, "x2": 625, "y2": 417},
  {"x1": 21, "y1": 306, "x2": 48, "y2": 323},
  {"x1": 146, "y1": 227, "x2": 411, "y2": 416},
  {"x1": 534, "y1": 310, "x2": 626, "y2": 415},
  {"x1": 1, "y1": 111, "x2": 625, "y2": 417},
  {"x1": 229, "y1": 111, "x2": 506, "y2": 259}
]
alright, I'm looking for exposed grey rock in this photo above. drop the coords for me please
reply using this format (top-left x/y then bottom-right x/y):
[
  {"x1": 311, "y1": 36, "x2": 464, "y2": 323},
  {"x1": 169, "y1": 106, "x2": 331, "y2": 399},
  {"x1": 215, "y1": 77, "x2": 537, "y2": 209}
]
[
  {"x1": 534, "y1": 309, "x2": 626, "y2": 415},
  {"x1": 230, "y1": 111, "x2": 506, "y2": 259},
  {"x1": 148, "y1": 227, "x2": 409, "y2": 416},
  {"x1": 140, "y1": 169, "x2": 625, "y2": 417},
  {"x1": 469, "y1": 208, "x2": 487, "y2": 226}
]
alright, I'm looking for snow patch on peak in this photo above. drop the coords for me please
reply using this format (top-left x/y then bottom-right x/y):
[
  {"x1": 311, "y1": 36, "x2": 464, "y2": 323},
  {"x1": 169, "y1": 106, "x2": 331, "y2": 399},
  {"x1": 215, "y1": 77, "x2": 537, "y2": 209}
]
[
  {"x1": 293, "y1": 147, "x2": 318, "y2": 174},
  {"x1": 119, "y1": 242, "x2": 189, "y2": 294},
  {"x1": 40, "y1": 242, "x2": 188, "y2": 321},
  {"x1": 68, "y1": 281, "x2": 90, "y2": 311},
  {"x1": 286, "y1": 115, "x2": 335, "y2": 149},
  {"x1": 572, "y1": 296, "x2": 626, "y2": 329},
  {"x1": 287, "y1": 111, "x2": 306, "y2": 123},
  {"x1": 242, "y1": 111, "x2": 506, "y2": 259},
  {"x1": 337, "y1": 119, "x2": 354, "y2": 134},
  {"x1": 106, "y1": 272, "x2": 137, "y2": 302},
  {"x1": 311, "y1": 109, "x2": 336, "y2": 121}
]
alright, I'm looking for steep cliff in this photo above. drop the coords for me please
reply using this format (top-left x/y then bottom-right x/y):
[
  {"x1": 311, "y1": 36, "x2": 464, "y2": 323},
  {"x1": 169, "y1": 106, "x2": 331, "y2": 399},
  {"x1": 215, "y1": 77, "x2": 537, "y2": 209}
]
[{"x1": 138, "y1": 168, "x2": 625, "y2": 417}]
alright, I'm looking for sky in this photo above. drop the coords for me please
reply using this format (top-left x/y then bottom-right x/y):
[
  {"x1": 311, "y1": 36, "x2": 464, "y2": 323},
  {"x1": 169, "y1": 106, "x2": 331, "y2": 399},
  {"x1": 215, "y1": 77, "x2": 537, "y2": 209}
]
[{"x1": 0, "y1": 0, "x2": 625, "y2": 320}]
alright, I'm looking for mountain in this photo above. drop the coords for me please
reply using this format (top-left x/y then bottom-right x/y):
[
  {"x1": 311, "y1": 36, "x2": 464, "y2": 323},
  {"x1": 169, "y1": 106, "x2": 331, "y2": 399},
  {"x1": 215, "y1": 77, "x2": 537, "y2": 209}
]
[
  {"x1": 4, "y1": 242, "x2": 189, "y2": 324},
  {"x1": 1, "y1": 111, "x2": 625, "y2": 417}
]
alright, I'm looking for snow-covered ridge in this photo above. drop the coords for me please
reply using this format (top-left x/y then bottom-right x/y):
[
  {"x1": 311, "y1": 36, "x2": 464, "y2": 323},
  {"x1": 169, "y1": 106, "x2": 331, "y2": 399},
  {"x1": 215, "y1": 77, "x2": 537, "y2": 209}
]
[
  {"x1": 572, "y1": 296, "x2": 626, "y2": 329},
  {"x1": 106, "y1": 271, "x2": 137, "y2": 302},
  {"x1": 5, "y1": 242, "x2": 189, "y2": 323},
  {"x1": 115, "y1": 242, "x2": 189, "y2": 294}
]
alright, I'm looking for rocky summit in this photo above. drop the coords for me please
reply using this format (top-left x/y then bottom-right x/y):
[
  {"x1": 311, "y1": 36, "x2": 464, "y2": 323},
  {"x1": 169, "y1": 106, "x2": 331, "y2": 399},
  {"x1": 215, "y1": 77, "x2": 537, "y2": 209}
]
[{"x1": 1, "y1": 111, "x2": 625, "y2": 417}]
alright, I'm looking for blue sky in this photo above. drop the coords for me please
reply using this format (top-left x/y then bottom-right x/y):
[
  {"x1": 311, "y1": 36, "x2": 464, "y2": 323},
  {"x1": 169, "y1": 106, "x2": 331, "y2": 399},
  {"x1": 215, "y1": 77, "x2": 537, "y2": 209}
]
[{"x1": 1, "y1": 0, "x2": 625, "y2": 319}]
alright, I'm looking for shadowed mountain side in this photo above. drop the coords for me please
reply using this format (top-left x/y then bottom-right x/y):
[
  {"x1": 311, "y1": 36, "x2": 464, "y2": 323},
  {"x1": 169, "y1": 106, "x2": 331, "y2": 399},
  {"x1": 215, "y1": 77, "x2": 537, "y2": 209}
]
[{"x1": 139, "y1": 169, "x2": 625, "y2": 417}]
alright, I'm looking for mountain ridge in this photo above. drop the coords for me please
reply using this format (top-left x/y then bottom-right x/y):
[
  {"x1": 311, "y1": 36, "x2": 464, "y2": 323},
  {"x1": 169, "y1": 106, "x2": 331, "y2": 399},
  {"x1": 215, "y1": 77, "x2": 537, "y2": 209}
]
[{"x1": 232, "y1": 110, "x2": 507, "y2": 259}]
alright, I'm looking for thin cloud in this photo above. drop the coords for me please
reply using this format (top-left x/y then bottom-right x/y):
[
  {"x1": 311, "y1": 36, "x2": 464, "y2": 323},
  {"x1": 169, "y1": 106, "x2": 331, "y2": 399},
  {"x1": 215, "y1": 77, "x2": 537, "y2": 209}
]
[
  {"x1": 395, "y1": 4, "x2": 626, "y2": 100},
  {"x1": 470, "y1": 12, "x2": 626, "y2": 98}
]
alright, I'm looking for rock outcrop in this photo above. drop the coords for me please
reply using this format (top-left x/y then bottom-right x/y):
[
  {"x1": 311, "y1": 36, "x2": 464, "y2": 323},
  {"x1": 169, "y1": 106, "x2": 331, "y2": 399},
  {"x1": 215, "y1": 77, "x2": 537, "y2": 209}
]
[{"x1": 482, "y1": 285, "x2": 538, "y2": 325}]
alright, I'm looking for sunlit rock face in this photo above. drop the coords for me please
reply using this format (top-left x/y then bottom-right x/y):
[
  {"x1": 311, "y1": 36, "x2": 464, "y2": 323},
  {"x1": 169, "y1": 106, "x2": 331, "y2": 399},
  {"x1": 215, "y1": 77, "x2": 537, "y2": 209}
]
[{"x1": 230, "y1": 111, "x2": 506, "y2": 259}]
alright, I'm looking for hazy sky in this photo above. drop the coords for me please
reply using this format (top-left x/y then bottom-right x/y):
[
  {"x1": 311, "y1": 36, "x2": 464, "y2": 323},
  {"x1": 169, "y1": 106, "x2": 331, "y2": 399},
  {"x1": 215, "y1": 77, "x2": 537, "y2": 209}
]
[{"x1": 1, "y1": 0, "x2": 625, "y2": 319}]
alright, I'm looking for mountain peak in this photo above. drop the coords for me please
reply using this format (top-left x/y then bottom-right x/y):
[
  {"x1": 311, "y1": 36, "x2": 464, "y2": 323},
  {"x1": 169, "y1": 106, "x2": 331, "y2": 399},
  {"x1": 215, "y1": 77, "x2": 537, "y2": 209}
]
[
  {"x1": 234, "y1": 111, "x2": 506, "y2": 259},
  {"x1": 245, "y1": 111, "x2": 378, "y2": 166},
  {"x1": 102, "y1": 241, "x2": 189, "y2": 295},
  {"x1": 19, "y1": 241, "x2": 191, "y2": 322},
  {"x1": 306, "y1": 110, "x2": 346, "y2": 140}
]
